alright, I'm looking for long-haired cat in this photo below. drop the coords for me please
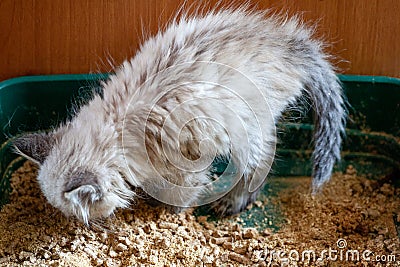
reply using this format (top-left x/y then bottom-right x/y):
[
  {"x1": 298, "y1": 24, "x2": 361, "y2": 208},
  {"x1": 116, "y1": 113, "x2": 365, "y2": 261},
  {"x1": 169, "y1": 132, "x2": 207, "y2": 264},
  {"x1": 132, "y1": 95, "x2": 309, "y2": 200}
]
[{"x1": 13, "y1": 8, "x2": 346, "y2": 225}]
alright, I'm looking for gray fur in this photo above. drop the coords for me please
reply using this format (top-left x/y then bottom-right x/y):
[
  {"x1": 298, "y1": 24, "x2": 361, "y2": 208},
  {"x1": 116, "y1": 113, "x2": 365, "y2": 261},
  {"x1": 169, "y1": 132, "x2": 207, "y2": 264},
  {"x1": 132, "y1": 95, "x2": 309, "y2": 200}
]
[
  {"x1": 13, "y1": 8, "x2": 346, "y2": 223},
  {"x1": 13, "y1": 132, "x2": 55, "y2": 164}
]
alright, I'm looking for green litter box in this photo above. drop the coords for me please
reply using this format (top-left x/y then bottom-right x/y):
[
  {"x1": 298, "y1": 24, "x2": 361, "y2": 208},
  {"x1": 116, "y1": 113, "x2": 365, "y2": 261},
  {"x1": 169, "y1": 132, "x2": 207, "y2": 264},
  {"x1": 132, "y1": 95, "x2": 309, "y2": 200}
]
[{"x1": 0, "y1": 74, "x2": 399, "y2": 231}]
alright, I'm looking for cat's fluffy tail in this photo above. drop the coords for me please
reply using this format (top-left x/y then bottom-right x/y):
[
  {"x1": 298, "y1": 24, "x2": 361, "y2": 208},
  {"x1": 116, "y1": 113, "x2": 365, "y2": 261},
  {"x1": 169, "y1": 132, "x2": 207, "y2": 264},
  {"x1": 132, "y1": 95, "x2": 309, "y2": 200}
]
[{"x1": 305, "y1": 60, "x2": 347, "y2": 192}]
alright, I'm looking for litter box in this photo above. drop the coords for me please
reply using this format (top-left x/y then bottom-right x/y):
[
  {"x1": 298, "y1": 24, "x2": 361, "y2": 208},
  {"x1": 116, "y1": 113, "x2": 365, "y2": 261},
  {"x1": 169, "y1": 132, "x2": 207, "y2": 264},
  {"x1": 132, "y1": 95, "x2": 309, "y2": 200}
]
[{"x1": 0, "y1": 74, "x2": 399, "y2": 233}]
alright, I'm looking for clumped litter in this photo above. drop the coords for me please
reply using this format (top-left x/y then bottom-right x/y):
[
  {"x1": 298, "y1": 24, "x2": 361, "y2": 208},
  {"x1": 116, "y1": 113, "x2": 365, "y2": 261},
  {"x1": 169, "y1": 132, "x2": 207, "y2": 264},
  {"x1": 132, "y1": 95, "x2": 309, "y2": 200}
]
[{"x1": 0, "y1": 161, "x2": 399, "y2": 266}]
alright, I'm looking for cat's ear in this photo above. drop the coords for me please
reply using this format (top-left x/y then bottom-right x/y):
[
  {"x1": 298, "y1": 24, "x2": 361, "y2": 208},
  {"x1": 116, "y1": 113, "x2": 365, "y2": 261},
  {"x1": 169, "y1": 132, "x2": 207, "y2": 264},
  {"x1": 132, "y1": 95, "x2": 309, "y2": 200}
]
[
  {"x1": 64, "y1": 171, "x2": 103, "y2": 225},
  {"x1": 13, "y1": 132, "x2": 55, "y2": 165}
]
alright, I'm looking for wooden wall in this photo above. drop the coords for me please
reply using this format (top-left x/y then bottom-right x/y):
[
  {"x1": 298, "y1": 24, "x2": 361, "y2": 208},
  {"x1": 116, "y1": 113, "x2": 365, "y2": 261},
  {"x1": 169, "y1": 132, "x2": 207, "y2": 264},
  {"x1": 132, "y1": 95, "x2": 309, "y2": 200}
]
[{"x1": 0, "y1": 0, "x2": 399, "y2": 81}]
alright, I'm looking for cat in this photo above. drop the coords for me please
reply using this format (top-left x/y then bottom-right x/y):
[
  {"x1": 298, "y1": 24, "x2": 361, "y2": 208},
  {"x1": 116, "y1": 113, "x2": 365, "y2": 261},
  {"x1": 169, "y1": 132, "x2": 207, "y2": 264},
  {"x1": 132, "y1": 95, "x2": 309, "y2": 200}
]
[{"x1": 13, "y1": 8, "x2": 346, "y2": 225}]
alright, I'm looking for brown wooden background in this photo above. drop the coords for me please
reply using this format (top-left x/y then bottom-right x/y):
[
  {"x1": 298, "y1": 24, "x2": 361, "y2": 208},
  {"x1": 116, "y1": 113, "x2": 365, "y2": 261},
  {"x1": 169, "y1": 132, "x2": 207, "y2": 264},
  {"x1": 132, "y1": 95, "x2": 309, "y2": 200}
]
[{"x1": 1, "y1": 0, "x2": 399, "y2": 81}]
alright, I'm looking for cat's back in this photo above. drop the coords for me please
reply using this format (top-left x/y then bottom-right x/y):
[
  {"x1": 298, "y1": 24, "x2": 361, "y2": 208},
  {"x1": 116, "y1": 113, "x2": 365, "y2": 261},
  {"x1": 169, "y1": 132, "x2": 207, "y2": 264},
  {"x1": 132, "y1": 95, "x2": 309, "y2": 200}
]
[
  {"x1": 136, "y1": 9, "x2": 308, "y2": 70},
  {"x1": 102, "y1": 9, "x2": 315, "y2": 119}
]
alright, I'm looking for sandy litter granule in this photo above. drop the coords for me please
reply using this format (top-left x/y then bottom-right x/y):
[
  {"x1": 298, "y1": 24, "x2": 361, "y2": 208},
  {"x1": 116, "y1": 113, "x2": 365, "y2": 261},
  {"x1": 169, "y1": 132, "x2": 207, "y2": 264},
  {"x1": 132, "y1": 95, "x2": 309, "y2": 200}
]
[{"x1": 0, "y1": 161, "x2": 399, "y2": 266}]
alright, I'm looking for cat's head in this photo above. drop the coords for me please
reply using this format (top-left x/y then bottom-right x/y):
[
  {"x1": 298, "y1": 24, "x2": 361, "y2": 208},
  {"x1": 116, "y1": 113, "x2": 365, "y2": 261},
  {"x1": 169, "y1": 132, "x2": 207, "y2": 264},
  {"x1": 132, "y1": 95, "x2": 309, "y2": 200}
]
[{"x1": 13, "y1": 128, "x2": 133, "y2": 225}]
